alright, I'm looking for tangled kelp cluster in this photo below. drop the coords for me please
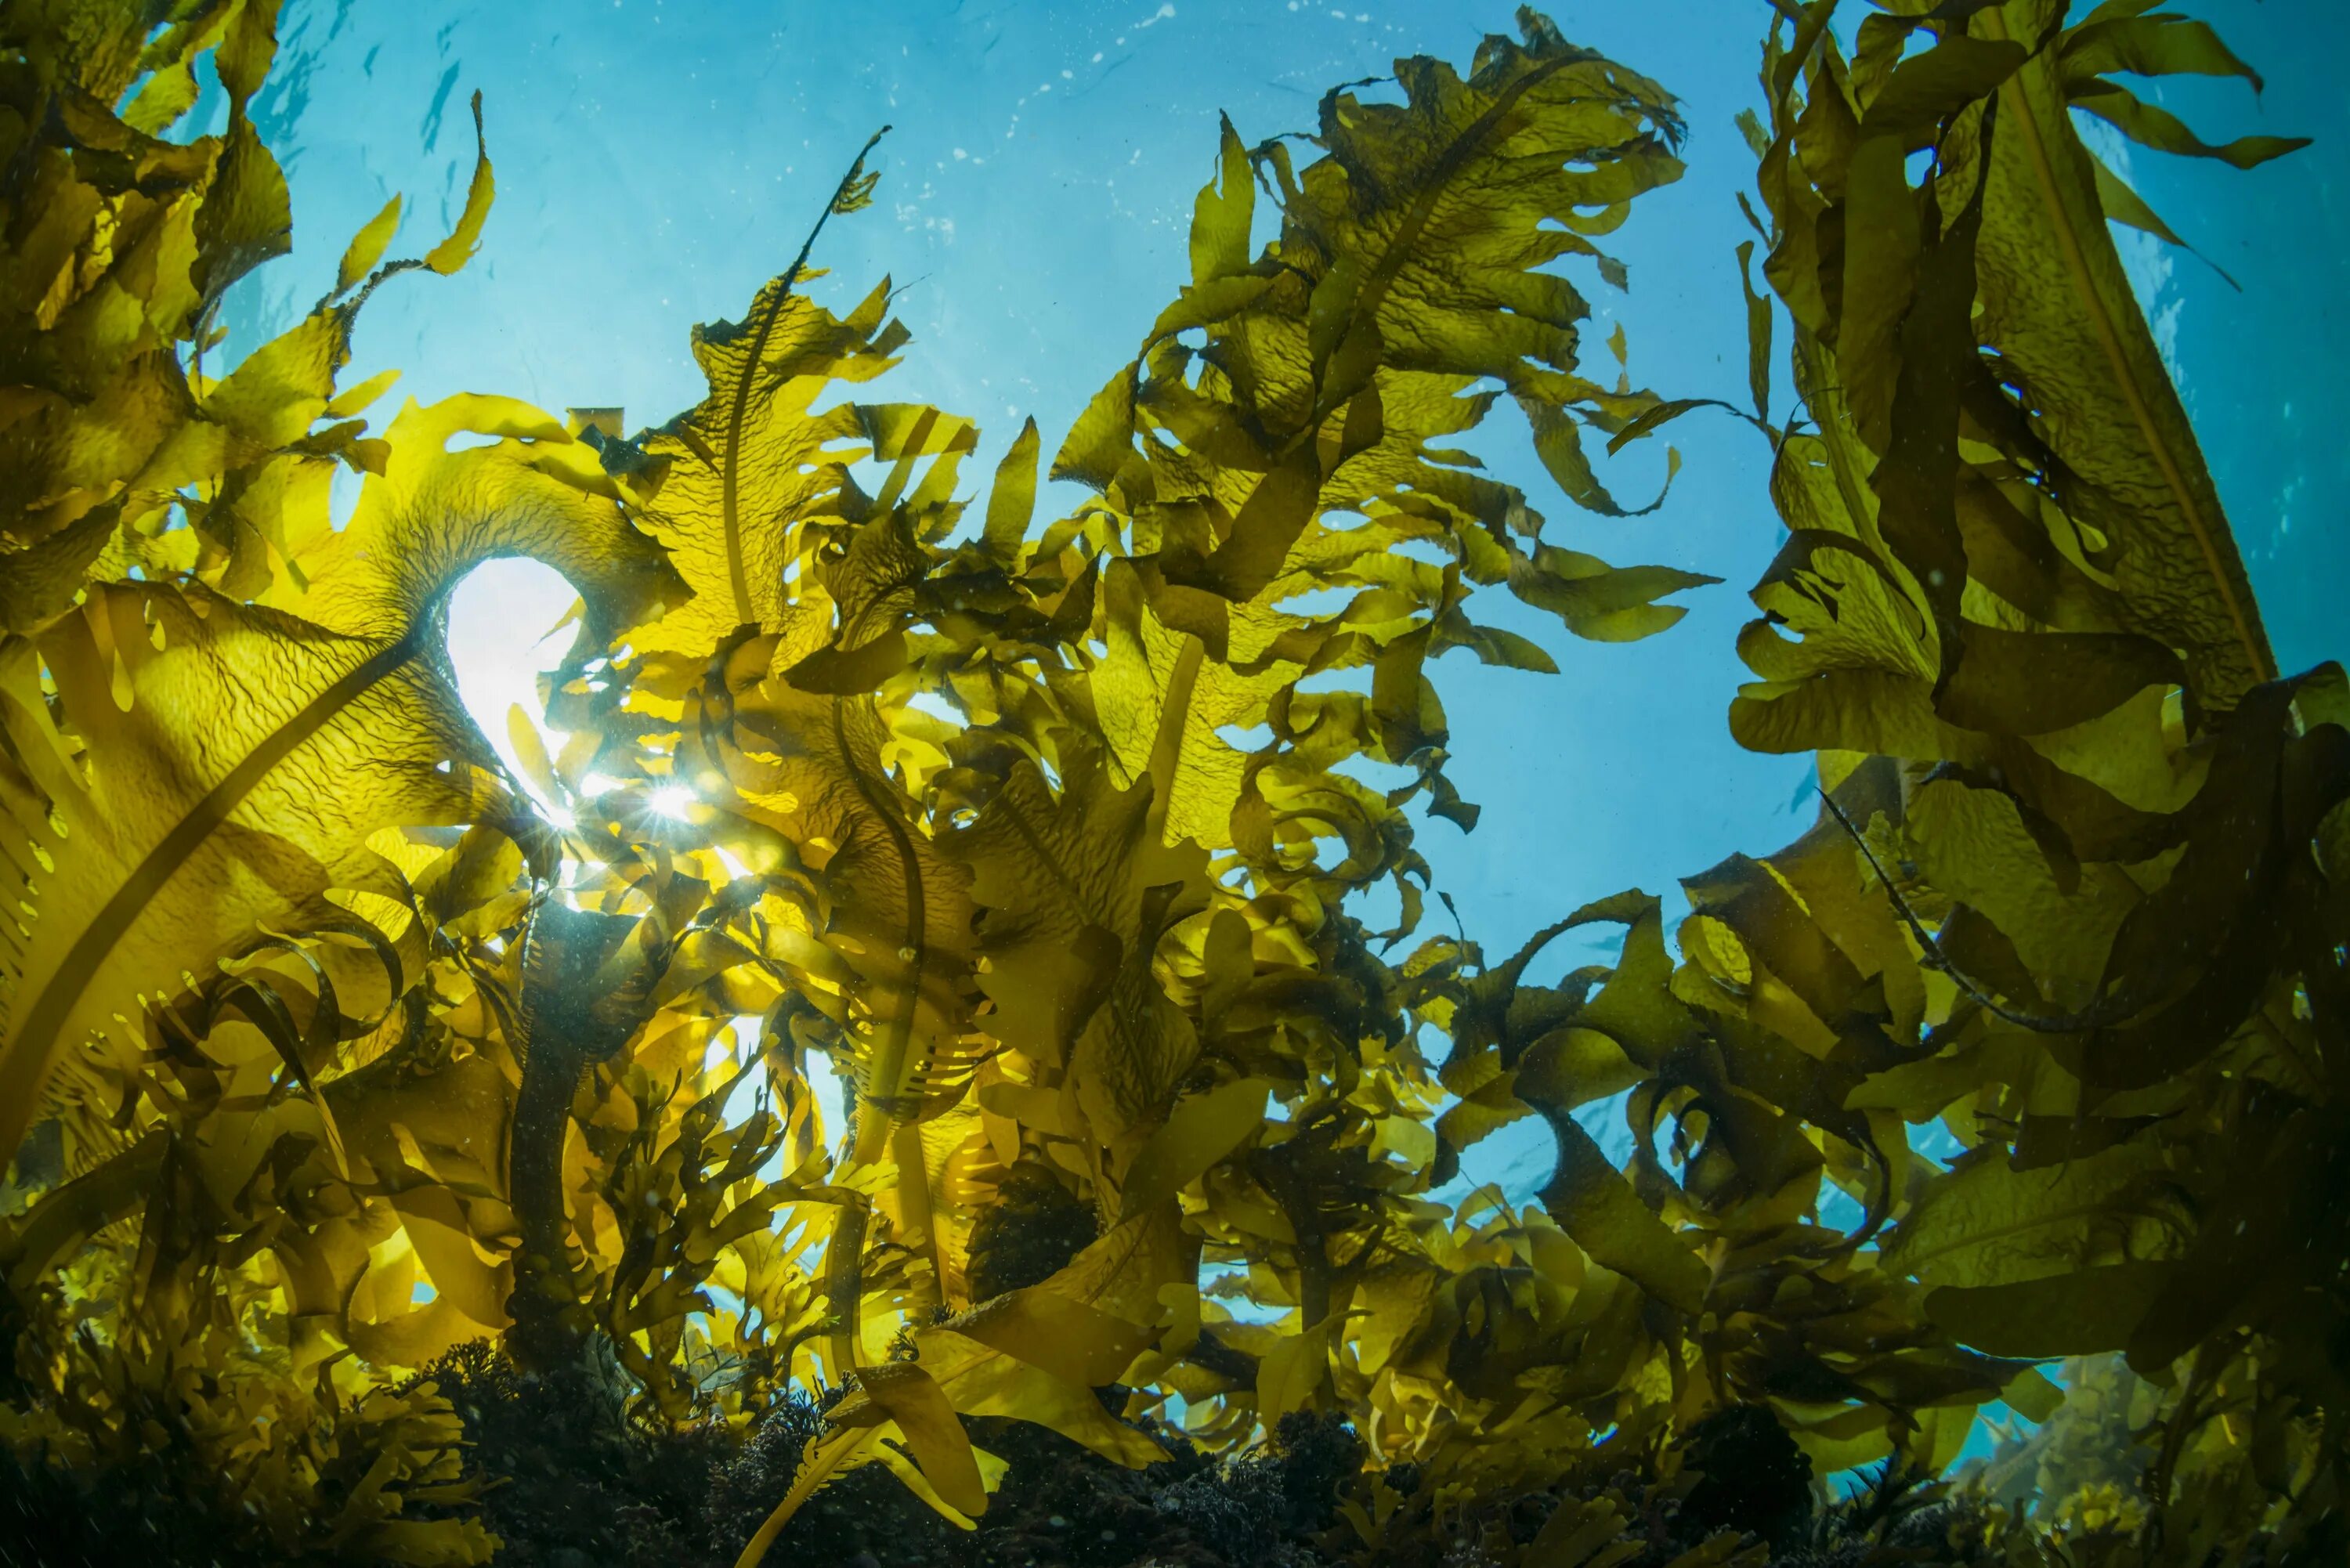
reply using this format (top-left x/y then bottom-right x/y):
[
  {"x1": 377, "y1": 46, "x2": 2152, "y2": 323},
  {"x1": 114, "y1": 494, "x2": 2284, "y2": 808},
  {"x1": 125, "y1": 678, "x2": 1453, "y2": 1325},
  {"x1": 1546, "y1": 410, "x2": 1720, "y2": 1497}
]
[{"x1": 0, "y1": 2, "x2": 2342, "y2": 1565}]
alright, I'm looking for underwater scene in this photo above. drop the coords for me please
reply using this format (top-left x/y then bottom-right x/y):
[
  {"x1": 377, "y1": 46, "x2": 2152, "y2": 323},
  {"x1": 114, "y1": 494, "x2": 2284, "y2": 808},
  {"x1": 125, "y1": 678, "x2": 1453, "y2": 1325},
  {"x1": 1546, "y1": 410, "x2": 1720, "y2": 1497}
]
[{"x1": 3, "y1": 0, "x2": 2347, "y2": 1563}]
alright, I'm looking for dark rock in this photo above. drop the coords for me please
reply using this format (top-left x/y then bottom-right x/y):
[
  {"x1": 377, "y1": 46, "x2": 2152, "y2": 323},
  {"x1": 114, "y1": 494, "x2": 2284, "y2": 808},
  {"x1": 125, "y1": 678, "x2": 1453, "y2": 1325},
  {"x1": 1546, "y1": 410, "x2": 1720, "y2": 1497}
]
[{"x1": 1678, "y1": 1402, "x2": 1814, "y2": 1552}]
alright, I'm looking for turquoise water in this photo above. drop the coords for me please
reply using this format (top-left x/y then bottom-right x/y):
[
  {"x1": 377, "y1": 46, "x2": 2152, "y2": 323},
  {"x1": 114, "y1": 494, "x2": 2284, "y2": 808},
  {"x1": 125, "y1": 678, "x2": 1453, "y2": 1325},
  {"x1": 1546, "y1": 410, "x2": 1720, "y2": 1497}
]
[{"x1": 222, "y1": 2, "x2": 2341, "y2": 1217}]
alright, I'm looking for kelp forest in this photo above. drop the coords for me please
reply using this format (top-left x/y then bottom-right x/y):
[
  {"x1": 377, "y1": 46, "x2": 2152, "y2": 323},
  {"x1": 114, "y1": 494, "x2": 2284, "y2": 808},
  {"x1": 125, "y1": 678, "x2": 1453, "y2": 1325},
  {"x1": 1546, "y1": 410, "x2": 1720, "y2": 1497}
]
[{"x1": 0, "y1": 2, "x2": 2343, "y2": 1565}]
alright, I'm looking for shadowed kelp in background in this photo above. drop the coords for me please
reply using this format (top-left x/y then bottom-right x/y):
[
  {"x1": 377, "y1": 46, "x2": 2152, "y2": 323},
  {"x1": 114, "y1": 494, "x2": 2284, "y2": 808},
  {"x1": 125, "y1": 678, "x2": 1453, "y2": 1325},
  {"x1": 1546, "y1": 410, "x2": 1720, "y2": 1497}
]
[{"x1": 0, "y1": 2, "x2": 2342, "y2": 1566}]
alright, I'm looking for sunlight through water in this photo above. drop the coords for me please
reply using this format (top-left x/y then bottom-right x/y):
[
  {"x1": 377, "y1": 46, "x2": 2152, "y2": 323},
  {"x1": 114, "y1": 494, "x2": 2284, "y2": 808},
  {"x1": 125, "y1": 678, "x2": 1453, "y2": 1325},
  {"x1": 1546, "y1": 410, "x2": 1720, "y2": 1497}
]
[{"x1": 443, "y1": 557, "x2": 579, "y2": 815}]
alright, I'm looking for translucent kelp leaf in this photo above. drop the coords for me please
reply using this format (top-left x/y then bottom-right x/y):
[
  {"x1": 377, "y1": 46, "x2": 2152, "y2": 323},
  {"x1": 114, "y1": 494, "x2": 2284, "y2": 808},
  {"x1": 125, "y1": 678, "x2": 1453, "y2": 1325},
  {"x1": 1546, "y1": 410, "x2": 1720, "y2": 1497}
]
[{"x1": 0, "y1": 402, "x2": 675, "y2": 1164}]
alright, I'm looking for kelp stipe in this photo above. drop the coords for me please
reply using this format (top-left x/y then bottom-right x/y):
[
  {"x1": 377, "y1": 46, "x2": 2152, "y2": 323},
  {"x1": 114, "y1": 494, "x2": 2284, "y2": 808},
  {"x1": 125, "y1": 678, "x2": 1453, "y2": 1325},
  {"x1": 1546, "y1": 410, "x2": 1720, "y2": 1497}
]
[{"x1": 0, "y1": 2, "x2": 2339, "y2": 1566}]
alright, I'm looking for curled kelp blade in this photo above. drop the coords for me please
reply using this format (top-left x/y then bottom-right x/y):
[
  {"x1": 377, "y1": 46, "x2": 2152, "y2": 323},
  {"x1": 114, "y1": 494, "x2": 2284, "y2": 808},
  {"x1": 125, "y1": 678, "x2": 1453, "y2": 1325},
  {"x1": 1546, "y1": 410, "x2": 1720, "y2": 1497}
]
[
  {"x1": 0, "y1": 396, "x2": 679, "y2": 1166},
  {"x1": 1045, "y1": 9, "x2": 1716, "y2": 858}
]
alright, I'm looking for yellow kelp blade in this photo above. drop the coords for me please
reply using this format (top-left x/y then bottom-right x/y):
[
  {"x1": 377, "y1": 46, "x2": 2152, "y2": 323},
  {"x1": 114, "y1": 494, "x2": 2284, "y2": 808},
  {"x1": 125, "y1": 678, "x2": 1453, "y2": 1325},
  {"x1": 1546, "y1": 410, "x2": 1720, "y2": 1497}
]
[
  {"x1": 634, "y1": 278, "x2": 913, "y2": 656},
  {"x1": 0, "y1": 587, "x2": 450, "y2": 1162},
  {"x1": 735, "y1": 1212, "x2": 1177, "y2": 1562},
  {"x1": 953, "y1": 750, "x2": 1213, "y2": 1157},
  {"x1": 1045, "y1": 11, "x2": 1715, "y2": 864},
  {"x1": 0, "y1": 400, "x2": 679, "y2": 1166}
]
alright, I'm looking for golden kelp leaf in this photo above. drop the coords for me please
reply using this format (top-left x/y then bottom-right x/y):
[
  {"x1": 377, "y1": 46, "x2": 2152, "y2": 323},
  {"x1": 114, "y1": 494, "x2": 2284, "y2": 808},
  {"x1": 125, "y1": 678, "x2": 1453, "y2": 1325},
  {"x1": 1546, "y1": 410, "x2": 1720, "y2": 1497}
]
[
  {"x1": 949, "y1": 1284, "x2": 1156, "y2": 1389},
  {"x1": 1878, "y1": 1141, "x2": 2168, "y2": 1292},
  {"x1": 1971, "y1": 5, "x2": 2280, "y2": 705},
  {"x1": 780, "y1": 628, "x2": 908, "y2": 695},
  {"x1": 1256, "y1": 1310, "x2": 1346, "y2": 1428},
  {"x1": 277, "y1": 393, "x2": 680, "y2": 640},
  {"x1": 1531, "y1": 1100, "x2": 1708, "y2": 1314},
  {"x1": 2120, "y1": 1107, "x2": 2346, "y2": 1375},
  {"x1": 504, "y1": 703, "x2": 563, "y2": 804},
  {"x1": 634, "y1": 276, "x2": 911, "y2": 654},
  {"x1": 0, "y1": 96, "x2": 215, "y2": 558},
  {"x1": 2082, "y1": 148, "x2": 2231, "y2": 287},
  {"x1": 1735, "y1": 0, "x2": 2304, "y2": 827},
  {"x1": 851, "y1": 1360, "x2": 988, "y2": 1519},
  {"x1": 191, "y1": 54, "x2": 291, "y2": 299},
  {"x1": 735, "y1": 1424, "x2": 894, "y2": 1566},
  {"x1": 666, "y1": 626, "x2": 984, "y2": 1355},
  {"x1": 978, "y1": 416, "x2": 1041, "y2": 565},
  {"x1": 23, "y1": 0, "x2": 2342, "y2": 1545},
  {"x1": 902, "y1": 1276, "x2": 1169, "y2": 1468},
  {"x1": 345, "y1": 1299, "x2": 493, "y2": 1375},
  {"x1": 1043, "y1": 9, "x2": 1711, "y2": 883},
  {"x1": 1086, "y1": 562, "x2": 1299, "y2": 853},
  {"x1": 2075, "y1": 689, "x2": 2350, "y2": 1088},
  {"x1": 2056, "y1": 9, "x2": 2265, "y2": 93},
  {"x1": 1730, "y1": 11, "x2": 2346, "y2": 1479},
  {"x1": 738, "y1": 1213, "x2": 1178, "y2": 1560},
  {"x1": 1118, "y1": 1076, "x2": 1273, "y2": 1221},
  {"x1": 330, "y1": 367, "x2": 404, "y2": 420},
  {"x1": 1736, "y1": 238, "x2": 1773, "y2": 425},
  {"x1": 337, "y1": 194, "x2": 404, "y2": 295},
  {"x1": 1562, "y1": 894, "x2": 1701, "y2": 1071},
  {"x1": 422, "y1": 93, "x2": 494, "y2": 276},
  {"x1": 0, "y1": 1133, "x2": 165, "y2": 1298},
  {"x1": 0, "y1": 591, "x2": 439, "y2": 1162},
  {"x1": 121, "y1": 1, "x2": 253, "y2": 134},
  {"x1": 1508, "y1": 545, "x2": 1719, "y2": 644},
  {"x1": 0, "y1": 500, "x2": 125, "y2": 638},
  {"x1": 1292, "y1": 20, "x2": 1685, "y2": 457},
  {"x1": 1925, "y1": 1263, "x2": 2174, "y2": 1357},
  {"x1": 208, "y1": 0, "x2": 279, "y2": 106},
  {"x1": 827, "y1": 132, "x2": 888, "y2": 216},
  {"x1": 388, "y1": 1184, "x2": 512, "y2": 1331},
  {"x1": 0, "y1": 399, "x2": 674, "y2": 1165},
  {"x1": 922, "y1": 1348, "x2": 1164, "y2": 1472},
  {"x1": 1903, "y1": 776, "x2": 2131, "y2": 993},
  {"x1": 954, "y1": 749, "x2": 1211, "y2": 1146},
  {"x1": 1937, "y1": 625, "x2": 2182, "y2": 737},
  {"x1": 692, "y1": 665, "x2": 978, "y2": 1034}
]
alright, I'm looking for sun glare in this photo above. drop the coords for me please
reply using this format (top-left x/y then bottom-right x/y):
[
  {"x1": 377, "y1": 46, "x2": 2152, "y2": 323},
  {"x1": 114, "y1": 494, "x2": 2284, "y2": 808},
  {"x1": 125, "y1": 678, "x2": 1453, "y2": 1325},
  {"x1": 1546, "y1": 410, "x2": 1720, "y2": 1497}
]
[{"x1": 646, "y1": 784, "x2": 697, "y2": 819}]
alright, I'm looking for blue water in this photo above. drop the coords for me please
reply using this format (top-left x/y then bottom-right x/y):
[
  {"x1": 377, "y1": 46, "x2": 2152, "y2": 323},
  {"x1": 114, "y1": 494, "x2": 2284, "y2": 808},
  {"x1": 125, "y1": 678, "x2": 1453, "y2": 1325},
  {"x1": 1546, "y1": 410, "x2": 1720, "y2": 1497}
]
[{"x1": 217, "y1": 0, "x2": 2345, "y2": 1450}]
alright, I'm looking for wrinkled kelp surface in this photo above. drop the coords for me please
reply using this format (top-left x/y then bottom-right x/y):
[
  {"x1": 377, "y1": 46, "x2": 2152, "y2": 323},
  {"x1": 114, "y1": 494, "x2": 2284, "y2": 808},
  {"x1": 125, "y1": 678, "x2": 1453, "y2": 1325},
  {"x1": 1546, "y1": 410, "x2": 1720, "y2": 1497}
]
[{"x1": 1, "y1": 2, "x2": 2341, "y2": 1566}]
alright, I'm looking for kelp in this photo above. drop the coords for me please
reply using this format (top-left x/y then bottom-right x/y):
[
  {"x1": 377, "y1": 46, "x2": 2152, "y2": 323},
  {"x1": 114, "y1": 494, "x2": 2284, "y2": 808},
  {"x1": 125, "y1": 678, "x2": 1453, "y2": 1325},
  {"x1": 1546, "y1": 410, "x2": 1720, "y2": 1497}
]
[
  {"x1": 0, "y1": 2, "x2": 2339, "y2": 1565},
  {"x1": 1722, "y1": 0, "x2": 2349, "y2": 1531}
]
